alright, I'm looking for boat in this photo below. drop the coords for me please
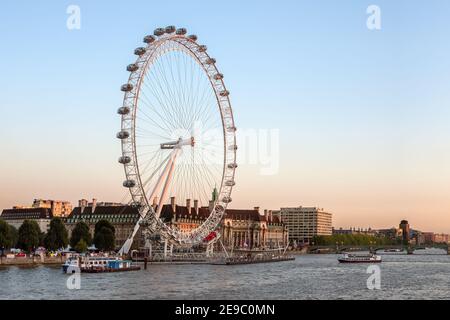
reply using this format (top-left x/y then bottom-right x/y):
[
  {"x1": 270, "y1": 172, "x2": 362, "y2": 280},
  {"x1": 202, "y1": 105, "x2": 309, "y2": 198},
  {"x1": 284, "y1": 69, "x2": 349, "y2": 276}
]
[
  {"x1": 338, "y1": 253, "x2": 382, "y2": 263},
  {"x1": 62, "y1": 255, "x2": 140, "y2": 274}
]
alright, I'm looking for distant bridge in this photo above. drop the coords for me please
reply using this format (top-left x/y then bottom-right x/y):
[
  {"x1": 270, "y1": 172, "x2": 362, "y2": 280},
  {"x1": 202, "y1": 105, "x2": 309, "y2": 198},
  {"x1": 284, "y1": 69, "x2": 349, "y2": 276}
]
[{"x1": 307, "y1": 244, "x2": 450, "y2": 255}]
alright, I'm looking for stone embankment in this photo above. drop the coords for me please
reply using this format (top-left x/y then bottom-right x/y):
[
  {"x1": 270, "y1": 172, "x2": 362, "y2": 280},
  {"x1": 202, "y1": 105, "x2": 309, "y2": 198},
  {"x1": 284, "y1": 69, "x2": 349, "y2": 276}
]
[{"x1": 0, "y1": 255, "x2": 64, "y2": 266}]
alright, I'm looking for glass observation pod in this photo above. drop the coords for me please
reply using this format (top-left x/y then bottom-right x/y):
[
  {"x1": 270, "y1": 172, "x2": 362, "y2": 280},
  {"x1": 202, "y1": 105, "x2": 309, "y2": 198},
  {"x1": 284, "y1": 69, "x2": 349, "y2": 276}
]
[
  {"x1": 222, "y1": 197, "x2": 232, "y2": 204},
  {"x1": 228, "y1": 145, "x2": 238, "y2": 151},
  {"x1": 116, "y1": 131, "x2": 130, "y2": 140},
  {"x1": 143, "y1": 35, "x2": 156, "y2": 44},
  {"x1": 117, "y1": 107, "x2": 130, "y2": 115},
  {"x1": 154, "y1": 28, "x2": 165, "y2": 36},
  {"x1": 134, "y1": 47, "x2": 146, "y2": 56},
  {"x1": 121, "y1": 84, "x2": 133, "y2": 92},
  {"x1": 127, "y1": 64, "x2": 139, "y2": 72},
  {"x1": 165, "y1": 26, "x2": 176, "y2": 34},
  {"x1": 118, "y1": 156, "x2": 131, "y2": 164},
  {"x1": 123, "y1": 180, "x2": 136, "y2": 188},
  {"x1": 225, "y1": 180, "x2": 236, "y2": 187},
  {"x1": 227, "y1": 126, "x2": 237, "y2": 133},
  {"x1": 176, "y1": 28, "x2": 187, "y2": 35},
  {"x1": 205, "y1": 58, "x2": 216, "y2": 65},
  {"x1": 214, "y1": 73, "x2": 224, "y2": 80},
  {"x1": 219, "y1": 90, "x2": 230, "y2": 97},
  {"x1": 198, "y1": 45, "x2": 207, "y2": 52},
  {"x1": 188, "y1": 35, "x2": 198, "y2": 41},
  {"x1": 228, "y1": 163, "x2": 238, "y2": 169}
]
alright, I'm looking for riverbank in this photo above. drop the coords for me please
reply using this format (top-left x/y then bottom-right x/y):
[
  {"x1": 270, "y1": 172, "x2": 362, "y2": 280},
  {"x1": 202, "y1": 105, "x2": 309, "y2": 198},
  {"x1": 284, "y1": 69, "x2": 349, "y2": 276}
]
[{"x1": 0, "y1": 255, "x2": 64, "y2": 266}]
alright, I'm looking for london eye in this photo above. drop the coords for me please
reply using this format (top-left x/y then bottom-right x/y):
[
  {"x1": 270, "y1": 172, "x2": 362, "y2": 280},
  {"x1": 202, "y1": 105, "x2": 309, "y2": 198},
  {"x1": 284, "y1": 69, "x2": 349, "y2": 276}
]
[{"x1": 117, "y1": 26, "x2": 237, "y2": 254}]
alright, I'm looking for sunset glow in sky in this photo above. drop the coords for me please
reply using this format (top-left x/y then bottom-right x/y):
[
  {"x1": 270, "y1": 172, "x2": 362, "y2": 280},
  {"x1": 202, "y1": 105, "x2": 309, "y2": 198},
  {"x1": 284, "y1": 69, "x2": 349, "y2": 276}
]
[{"x1": 1, "y1": 1, "x2": 450, "y2": 232}]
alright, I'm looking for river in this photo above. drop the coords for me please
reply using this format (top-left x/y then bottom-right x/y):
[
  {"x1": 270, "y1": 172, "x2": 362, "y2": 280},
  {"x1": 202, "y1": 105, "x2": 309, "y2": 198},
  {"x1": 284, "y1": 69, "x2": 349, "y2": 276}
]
[{"x1": 1, "y1": 250, "x2": 450, "y2": 300}]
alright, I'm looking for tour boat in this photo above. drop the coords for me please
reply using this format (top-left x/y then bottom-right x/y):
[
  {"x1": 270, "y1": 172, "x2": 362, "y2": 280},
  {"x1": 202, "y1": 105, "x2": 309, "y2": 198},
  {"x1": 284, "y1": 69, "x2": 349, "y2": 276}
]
[
  {"x1": 338, "y1": 253, "x2": 382, "y2": 263},
  {"x1": 62, "y1": 255, "x2": 140, "y2": 273}
]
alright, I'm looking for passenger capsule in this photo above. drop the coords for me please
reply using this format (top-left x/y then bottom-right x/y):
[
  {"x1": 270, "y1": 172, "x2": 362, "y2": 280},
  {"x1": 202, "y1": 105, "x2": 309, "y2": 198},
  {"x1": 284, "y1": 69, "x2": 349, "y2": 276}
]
[
  {"x1": 123, "y1": 180, "x2": 136, "y2": 188},
  {"x1": 154, "y1": 28, "x2": 165, "y2": 36},
  {"x1": 118, "y1": 156, "x2": 132, "y2": 164},
  {"x1": 228, "y1": 163, "x2": 238, "y2": 169},
  {"x1": 219, "y1": 90, "x2": 230, "y2": 97},
  {"x1": 214, "y1": 73, "x2": 224, "y2": 80},
  {"x1": 165, "y1": 25, "x2": 176, "y2": 34},
  {"x1": 188, "y1": 34, "x2": 198, "y2": 41},
  {"x1": 229, "y1": 145, "x2": 238, "y2": 151},
  {"x1": 117, "y1": 107, "x2": 130, "y2": 115},
  {"x1": 127, "y1": 64, "x2": 139, "y2": 72},
  {"x1": 215, "y1": 205, "x2": 225, "y2": 212},
  {"x1": 225, "y1": 180, "x2": 236, "y2": 187},
  {"x1": 116, "y1": 131, "x2": 130, "y2": 140},
  {"x1": 143, "y1": 35, "x2": 156, "y2": 44},
  {"x1": 198, "y1": 45, "x2": 207, "y2": 52},
  {"x1": 121, "y1": 84, "x2": 133, "y2": 92},
  {"x1": 222, "y1": 197, "x2": 232, "y2": 204},
  {"x1": 227, "y1": 126, "x2": 237, "y2": 133},
  {"x1": 134, "y1": 47, "x2": 146, "y2": 56},
  {"x1": 176, "y1": 28, "x2": 187, "y2": 35},
  {"x1": 205, "y1": 58, "x2": 216, "y2": 65}
]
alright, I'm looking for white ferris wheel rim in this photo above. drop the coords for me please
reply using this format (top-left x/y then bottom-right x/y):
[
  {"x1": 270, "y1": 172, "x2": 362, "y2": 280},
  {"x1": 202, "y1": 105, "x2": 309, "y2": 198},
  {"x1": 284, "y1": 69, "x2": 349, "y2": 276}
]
[{"x1": 118, "y1": 26, "x2": 237, "y2": 245}]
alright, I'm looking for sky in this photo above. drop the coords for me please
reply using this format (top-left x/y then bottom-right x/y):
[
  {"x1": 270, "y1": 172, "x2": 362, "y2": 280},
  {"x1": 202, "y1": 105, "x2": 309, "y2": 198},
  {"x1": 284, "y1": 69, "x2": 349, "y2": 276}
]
[{"x1": 1, "y1": 1, "x2": 450, "y2": 232}]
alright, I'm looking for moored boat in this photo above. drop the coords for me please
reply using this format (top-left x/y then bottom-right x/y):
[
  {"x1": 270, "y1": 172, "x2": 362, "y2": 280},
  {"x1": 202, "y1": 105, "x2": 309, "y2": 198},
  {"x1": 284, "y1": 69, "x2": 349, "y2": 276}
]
[
  {"x1": 338, "y1": 253, "x2": 381, "y2": 263},
  {"x1": 62, "y1": 255, "x2": 140, "y2": 273}
]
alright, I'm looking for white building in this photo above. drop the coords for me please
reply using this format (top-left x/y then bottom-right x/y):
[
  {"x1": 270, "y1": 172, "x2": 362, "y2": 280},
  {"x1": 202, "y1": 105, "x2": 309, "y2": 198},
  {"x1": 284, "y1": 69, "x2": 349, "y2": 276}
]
[
  {"x1": 0, "y1": 207, "x2": 53, "y2": 233},
  {"x1": 275, "y1": 206, "x2": 332, "y2": 244}
]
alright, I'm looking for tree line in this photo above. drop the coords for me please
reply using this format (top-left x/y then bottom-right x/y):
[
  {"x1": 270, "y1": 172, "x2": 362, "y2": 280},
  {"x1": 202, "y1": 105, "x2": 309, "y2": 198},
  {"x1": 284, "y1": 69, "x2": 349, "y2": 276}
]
[
  {"x1": 311, "y1": 234, "x2": 398, "y2": 246},
  {"x1": 0, "y1": 218, "x2": 116, "y2": 254}
]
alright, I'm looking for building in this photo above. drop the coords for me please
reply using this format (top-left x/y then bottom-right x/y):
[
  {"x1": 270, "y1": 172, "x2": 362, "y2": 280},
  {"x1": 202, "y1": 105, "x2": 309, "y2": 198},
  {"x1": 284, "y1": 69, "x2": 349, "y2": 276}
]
[
  {"x1": 376, "y1": 228, "x2": 403, "y2": 240},
  {"x1": 32, "y1": 199, "x2": 73, "y2": 218},
  {"x1": 0, "y1": 207, "x2": 53, "y2": 232},
  {"x1": 433, "y1": 233, "x2": 449, "y2": 244},
  {"x1": 399, "y1": 220, "x2": 410, "y2": 244},
  {"x1": 65, "y1": 199, "x2": 143, "y2": 250},
  {"x1": 275, "y1": 206, "x2": 332, "y2": 244},
  {"x1": 160, "y1": 197, "x2": 288, "y2": 249}
]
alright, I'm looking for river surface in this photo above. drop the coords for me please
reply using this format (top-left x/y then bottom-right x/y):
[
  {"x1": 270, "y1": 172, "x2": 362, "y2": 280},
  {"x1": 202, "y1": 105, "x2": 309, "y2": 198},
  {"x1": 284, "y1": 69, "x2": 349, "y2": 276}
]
[{"x1": 2, "y1": 250, "x2": 450, "y2": 300}]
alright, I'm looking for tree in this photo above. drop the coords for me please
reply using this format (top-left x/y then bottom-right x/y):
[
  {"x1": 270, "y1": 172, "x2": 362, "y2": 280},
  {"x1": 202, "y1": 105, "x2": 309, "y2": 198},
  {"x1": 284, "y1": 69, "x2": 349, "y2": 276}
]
[
  {"x1": 94, "y1": 220, "x2": 115, "y2": 235},
  {"x1": 94, "y1": 220, "x2": 116, "y2": 251},
  {"x1": 8, "y1": 225, "x2": 18, "y2": 248},
  {"x1": 44, "y1": 218, "x2": 69, "y2": 251},
  {"x1": 17, "y1": 220, "x2": 41, "y2": 252},
  {"x1": 74, "y1": 239, "x2": 88, "y2": 253},
  {"x1": 70, "y1": 221, "x2": 92, "y2": 249},
  {"x1": 0, "y1": 220, "x2": 17, "y2": 253}
]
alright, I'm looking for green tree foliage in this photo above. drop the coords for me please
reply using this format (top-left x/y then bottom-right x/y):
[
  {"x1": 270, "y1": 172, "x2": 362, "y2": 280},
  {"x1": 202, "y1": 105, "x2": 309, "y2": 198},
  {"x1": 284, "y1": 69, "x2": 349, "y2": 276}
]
[
  {"x1": 93, "y1": 220, "x2": 116, "y2": 251},
  {"x1": 74, "y1": 239, "x2": 88, "y2": 253},
  {"x1": 311, "y1": 234, "x2": 396, "y2": 246},
  {"x1": 17, "y1": 220, "x2": 41, "y2": 252},
  {"x1": 70, "y1": 221, "x2": 92, "y2": 248},
  {"x1": 8, "y1": 225, "x2": 18, "y2": 248},
  {"x1": 0, "y1": 220, "x2": 17, "y2": 250},
  {"x1": 94, "y1": 220, "x2": 115, "y2": 235},
  {"x1": 44, "y1": 218, "x2": 69, "y2": 251}
]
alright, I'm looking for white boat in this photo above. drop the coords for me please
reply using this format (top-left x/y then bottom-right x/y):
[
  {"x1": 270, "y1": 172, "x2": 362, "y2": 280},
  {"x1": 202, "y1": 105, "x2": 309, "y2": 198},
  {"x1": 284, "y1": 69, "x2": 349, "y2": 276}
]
[
  {"x1": 338, "y1": 253, "x2": 382, "y2": 263},
  {"x1": 62, "y1": 255, "x2": 140, "y2": 273}
]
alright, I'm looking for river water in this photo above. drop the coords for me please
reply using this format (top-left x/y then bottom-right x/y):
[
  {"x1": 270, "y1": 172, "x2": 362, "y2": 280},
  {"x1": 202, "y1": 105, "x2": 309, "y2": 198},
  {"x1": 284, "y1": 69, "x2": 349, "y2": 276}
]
[{"x1": 2, "y1": 250, "x2": 450, "y2": 300}]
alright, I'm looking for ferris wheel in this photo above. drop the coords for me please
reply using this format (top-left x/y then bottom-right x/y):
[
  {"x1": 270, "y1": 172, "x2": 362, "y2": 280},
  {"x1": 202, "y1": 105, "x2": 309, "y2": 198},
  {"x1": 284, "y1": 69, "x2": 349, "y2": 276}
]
[{"x1": 117, "y1": 26, "x2": 237, "y2": 255}]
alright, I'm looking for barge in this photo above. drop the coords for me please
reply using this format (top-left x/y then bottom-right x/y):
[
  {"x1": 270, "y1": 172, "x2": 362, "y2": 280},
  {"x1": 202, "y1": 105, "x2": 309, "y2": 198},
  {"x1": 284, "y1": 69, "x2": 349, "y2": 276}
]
[{"x1": 62, "y1": 256, "x2": 140, "y2": 274}]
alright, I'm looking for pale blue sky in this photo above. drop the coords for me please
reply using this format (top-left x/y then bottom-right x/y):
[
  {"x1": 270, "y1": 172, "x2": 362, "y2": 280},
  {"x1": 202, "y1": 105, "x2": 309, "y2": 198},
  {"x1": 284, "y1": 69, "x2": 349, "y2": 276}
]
[{"x1": 1, "y1": 1, "x2": 450, "y2": 231}]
